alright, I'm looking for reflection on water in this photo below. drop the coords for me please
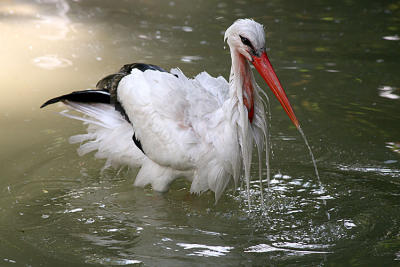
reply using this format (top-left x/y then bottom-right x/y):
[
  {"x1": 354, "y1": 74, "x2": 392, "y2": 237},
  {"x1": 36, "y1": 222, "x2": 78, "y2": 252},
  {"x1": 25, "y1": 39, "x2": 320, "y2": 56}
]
[
  {"x1": 378, "y1": 85, "x2": 400, "y2": 100},
  {"x1": 0, "y1": 0, "x2": 400, "y2": 266},
  {"x1": 338, "y1": 164, "x2": 400, "y2": 177},
  {"x1": 245, "y1": 243, "x2": 330, "y2": 255},
  {"x1": 176, "y1": 243, "x2": 233, "y2": 257},
  {"x1": 382, "y1": 35, "x2": 400, "y2": 41},
  {"x1": 33, "y1": 55, "x2": 72, "y2": 69},
  {"x1": 180, "y1": 55, "x2": 203, "y2": 63},
  {"x1": 386, "y1": 142, "x2": 400, "y2": 154}
]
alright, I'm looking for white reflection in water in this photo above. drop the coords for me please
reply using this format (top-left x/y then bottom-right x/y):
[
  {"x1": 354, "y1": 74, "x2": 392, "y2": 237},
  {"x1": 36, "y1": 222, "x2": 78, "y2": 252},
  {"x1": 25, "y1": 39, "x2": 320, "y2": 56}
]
[
  {"x1": 3, "y1": 259, "x2": 16, "y2": 264},
  {"x1": 63, "y1": 207, "x2": 83, "y2": 213},
  {"x1": 245, "y1": 244, "x2": 286, "y2": 253},
  {"x1": 386, "y1": 142, "x2": 400, "y2": 154},
  {"x1": 273, "y1": 173, "x2": 292, "y2": 179},
  {"x1": 85, "y1": 218, "x2": 95, "y2": 224},
  {"x1": 106, "y1": 228, "x2": 120, "y2": 233},
  {"x1": 382, "y1": 35, "x2": 400, "y2": 41},
  {"x1": 33, "y1": 55, "x2": 72, "y2": 69},
  {"x1": 378, "y1": 86, "x2": 399, "y2": 100},
  {"x1": 173, "y1": 25, "x2": 193, "y2": 32},
  {"x1": 177, "y1": 243, "x2": 233, "y2": 257},
  {"x1": 342, "y1": 220, "x2": 357, "y2": 229},
  {"x1": 85, "y1": 254, "x2": 142, "y2": 266},
  {"x1": 395, "y1": 251, "x2": 400, "y2": 261},
  {"x1": 245, "y1": 243, "x2": 329, "y2": 254},
  {"x1": 195, "y1": 229, "x2": 226, "y2": 236},
  {"x1": 338, "y1": 164, "x2": 400, "y2": 177},
  {"x1": 80, "y1": 233, "x2": 127, "y2": 248},
  {"x1": 180, "y1": 55, "x2": 203, "y2": 63}
]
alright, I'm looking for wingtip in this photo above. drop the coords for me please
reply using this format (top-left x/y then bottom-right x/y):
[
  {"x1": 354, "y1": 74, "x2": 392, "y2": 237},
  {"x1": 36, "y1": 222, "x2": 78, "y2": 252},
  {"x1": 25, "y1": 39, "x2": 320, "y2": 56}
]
[
  {"x1": 40, "y1": 101, "x2": 49, "y2": 109},
  {"x1": 40, "y1": 95, "x2": 65, "y2": 109}
]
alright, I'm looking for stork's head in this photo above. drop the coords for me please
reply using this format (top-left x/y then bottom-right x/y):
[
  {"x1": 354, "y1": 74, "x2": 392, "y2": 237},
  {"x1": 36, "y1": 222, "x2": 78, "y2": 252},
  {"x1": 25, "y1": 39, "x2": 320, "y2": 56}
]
[{"x1": 225, "y1": 19, "x2": 299, "y2": 128}]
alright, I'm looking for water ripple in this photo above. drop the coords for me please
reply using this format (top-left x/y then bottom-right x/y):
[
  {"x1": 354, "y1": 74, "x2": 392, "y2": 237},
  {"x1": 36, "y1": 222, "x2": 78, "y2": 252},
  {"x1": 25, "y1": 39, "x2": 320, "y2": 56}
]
[
  {"x1": 245, "y1": 243, "x2": 330, "y2": 255},
  {"x1": 176, "y1": 243, "x2": 234, "y2": 257},
  {"x1": 32, "y1": 55, "x2": 72, "y2": 70},
  {"x1": 382, "y1": 35, "x2": 400, "y2": 41},
  {"x1": 378, "y1": 86, "x2": 399, "y2": 100}
]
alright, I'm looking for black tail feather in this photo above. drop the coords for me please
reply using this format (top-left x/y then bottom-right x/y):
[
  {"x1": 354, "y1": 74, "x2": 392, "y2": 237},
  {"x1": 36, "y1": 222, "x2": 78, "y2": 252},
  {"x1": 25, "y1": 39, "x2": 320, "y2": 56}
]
[{"x1": 40, "y1": 89, "x2": 110, "y2": 108}]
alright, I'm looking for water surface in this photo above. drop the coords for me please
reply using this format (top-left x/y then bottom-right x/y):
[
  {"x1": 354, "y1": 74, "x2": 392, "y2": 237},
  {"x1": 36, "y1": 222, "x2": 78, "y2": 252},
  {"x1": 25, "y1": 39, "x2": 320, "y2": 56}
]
[{"x1": 1, "y1": 0, "x2": 399, "y2": 266}]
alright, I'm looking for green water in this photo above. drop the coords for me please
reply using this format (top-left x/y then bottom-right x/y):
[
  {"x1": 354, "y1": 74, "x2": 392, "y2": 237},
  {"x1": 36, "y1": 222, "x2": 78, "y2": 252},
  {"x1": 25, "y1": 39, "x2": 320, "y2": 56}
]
[{"x1": 0, "y1": 0, "x2": 399, "y2": 266}]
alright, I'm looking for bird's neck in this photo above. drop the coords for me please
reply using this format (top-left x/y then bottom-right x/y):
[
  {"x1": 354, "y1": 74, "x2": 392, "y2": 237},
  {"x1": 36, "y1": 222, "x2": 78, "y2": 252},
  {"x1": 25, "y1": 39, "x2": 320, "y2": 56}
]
[
  {"x1": 226, "y1": 48, "x2": 259, "y2": 194},
  {"x1": 229, "y1": 50, "x2": 255, "y2": 123}
]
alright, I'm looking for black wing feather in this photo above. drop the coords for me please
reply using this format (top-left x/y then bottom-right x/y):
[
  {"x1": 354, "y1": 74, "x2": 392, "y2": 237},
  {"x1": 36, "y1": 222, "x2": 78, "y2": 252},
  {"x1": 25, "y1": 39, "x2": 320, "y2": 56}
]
[
  {"x1": 40, "y1": 89, "x2": 110, "y2": 108},
  {"x1": 41, "y1": 63, "x2": 172, "y2": 154}
]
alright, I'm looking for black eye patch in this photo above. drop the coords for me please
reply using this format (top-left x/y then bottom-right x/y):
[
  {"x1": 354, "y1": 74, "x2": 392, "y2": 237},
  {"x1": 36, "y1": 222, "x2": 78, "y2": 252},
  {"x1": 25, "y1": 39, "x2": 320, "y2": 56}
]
[{"x1": 239, "y1": 35, "x2": 255, "y2": 51}]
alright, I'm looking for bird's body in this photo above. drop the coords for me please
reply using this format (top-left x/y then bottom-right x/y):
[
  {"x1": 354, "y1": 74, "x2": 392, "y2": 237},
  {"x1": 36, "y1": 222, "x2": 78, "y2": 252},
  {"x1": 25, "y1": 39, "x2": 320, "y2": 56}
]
[{"x1": 42, "y1": 19, "x2": 300, "y2": 201}]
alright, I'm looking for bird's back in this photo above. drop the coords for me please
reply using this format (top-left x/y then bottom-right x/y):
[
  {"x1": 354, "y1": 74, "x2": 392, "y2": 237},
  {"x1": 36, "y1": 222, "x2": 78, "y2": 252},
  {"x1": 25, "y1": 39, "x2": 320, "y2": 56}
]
[{"x1": 117, "y1": 68, "x2": 231, "y2": 171}]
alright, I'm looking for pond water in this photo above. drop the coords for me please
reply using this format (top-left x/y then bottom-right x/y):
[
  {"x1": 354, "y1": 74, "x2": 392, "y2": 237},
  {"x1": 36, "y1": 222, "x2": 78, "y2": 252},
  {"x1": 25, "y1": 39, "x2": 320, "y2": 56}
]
[{"x1": 0, "y1": 0, "x2": 399, "y2": 266}]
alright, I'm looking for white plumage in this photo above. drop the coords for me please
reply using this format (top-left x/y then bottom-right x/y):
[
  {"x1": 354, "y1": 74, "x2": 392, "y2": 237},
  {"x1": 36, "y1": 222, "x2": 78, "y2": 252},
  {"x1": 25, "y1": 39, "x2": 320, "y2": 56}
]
[{"x1": 43, "y1": 19, "x2": 300, "y2": 202}]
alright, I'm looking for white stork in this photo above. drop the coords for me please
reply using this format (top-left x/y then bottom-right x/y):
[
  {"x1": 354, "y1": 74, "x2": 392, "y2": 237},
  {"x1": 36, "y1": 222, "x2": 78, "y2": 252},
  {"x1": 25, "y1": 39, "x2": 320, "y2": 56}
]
[{"x1": 41, "y1": 19, "x2": 300, "y2": 202}]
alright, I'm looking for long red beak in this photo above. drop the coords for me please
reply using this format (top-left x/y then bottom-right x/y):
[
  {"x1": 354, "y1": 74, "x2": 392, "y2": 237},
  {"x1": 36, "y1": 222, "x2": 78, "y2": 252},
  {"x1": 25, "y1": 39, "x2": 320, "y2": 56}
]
[{"x1": 252, "y1": 51, "x2": 300, "y2": 129}]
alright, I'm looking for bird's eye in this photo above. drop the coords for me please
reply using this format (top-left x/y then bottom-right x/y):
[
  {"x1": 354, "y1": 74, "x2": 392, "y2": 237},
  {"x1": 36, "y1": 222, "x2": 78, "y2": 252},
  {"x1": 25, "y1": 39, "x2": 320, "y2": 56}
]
[{"x1": 239, "y1": 35, "x2": 254, "y2": 50}]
